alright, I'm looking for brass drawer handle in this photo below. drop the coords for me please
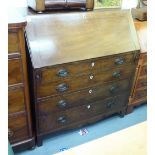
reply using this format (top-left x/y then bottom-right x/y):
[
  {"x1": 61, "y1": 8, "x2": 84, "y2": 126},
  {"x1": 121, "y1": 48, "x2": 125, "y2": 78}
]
[
  {"x1": 56, "y1": 83, "x2": 69, "y2": 92},
  {"x1": 57, "y1": 116, "x2": 66, "y2": 124},
  {"x1": 112, "y1": 71, "x2": 121, "y2": 78},
  {"x1": 115, "y1": 57, "x2": 124, "y2": 65},
  {"x1": 106, "y1": 100, "x2": 116, "y2": 109},
  {"x1": 109, "y1": 85, "x2": 118, "y2": 93},
  {"x1": 57, "y1": 69, "x2": 69, "y2": 77},
  {"x1": 8, "y1": 128, "x2": 14, "y2": 137},
  {"x1": 58, "y1": 100, "x2": 67, "y2": 108}
]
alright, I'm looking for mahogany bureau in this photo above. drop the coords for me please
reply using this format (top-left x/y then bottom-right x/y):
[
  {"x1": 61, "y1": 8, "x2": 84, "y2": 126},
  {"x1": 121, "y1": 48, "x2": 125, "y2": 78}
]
[
  {"x1": 128, "y1": 21, "x2": 147, "y2": 113},
  {"x1": 25, "y1": 10, "x2": 140, "y2": 146},
  {"x1": 8, "y1": 11, "x2": 35, "y2": 151}
]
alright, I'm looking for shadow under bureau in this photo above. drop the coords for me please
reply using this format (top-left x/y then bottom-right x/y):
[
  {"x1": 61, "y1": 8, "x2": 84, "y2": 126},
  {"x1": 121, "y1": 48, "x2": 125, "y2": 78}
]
[{"x1": 25, "y1": 10, "x2": 140, "y2": 146}]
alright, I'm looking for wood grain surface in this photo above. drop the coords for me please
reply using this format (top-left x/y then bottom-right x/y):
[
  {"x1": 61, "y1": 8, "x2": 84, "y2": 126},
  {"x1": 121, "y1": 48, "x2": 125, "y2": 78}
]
[{"x1": 26, "y1": 10, "x2": 140, "y2": 68}]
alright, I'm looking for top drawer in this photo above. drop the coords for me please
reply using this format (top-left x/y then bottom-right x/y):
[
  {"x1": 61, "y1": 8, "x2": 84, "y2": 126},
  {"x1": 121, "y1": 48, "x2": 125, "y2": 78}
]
[
  {"x1": 35, "y1": 51, "x2": 138, "y2": 84},
  {"x1": 8, "y1": 30, "x2": 20, "y2": 54}
]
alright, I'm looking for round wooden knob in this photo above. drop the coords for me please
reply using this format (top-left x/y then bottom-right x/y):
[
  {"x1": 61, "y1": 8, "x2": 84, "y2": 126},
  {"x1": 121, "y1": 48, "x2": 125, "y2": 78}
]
[
  {"x1": 89, "y1": 89, "x2": 93, "y2": 94},
  {"x1": 91, "y1": 62, "x2": 95, "y2": 67},
  {"x1": 87, "y1": 105, "x2": 91, "y2": 109},
  {"x1": 89, "y1": 75, "x2": 94, "y2": 79}
]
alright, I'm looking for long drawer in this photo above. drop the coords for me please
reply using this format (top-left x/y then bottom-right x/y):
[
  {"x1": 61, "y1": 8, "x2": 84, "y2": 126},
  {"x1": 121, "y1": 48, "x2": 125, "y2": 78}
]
[
  {"x1": 8, "y1": 58, "x2": 23, "y2": 85},
  {"x1": 36, "y1": 66, "x2": 134, "y2": 98},
  {"x1": 8, "y1": 114, "x2": 29, "y2": 143},
  {"x1": 38, "y1": 94, "x2": 128, "y2": 134},
  {"x1": 35, "y1": 52, "x2": 137, "y2": 84},
  {"x1": 8, "y1": 85, "x2": 25, "y2": 114},
  {"x1": 37, "y1": 78, "x2": 130, "y2": 113}
]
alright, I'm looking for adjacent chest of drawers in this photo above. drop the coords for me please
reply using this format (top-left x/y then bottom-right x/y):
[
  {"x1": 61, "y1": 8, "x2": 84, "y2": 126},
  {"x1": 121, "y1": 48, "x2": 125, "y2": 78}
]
[
  {"x1": 26, "y1": 10, "x2": 140, "y2": 146},
  {"x1": 128, "y1": 21, "x2": 147, "y2": 113},
  {"x1": 128, "y1": 52, "x2": 147, "y2": 112},
  {"x1": 8, "y1": 12, "x2": 35, "y2": 151}
]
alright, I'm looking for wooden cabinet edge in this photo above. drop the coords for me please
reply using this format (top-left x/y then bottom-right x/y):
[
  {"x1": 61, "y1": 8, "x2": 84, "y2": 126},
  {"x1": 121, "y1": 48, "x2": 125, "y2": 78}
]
[{"x1": 12, "y1": 137, "x2": 35, "y2": 152}]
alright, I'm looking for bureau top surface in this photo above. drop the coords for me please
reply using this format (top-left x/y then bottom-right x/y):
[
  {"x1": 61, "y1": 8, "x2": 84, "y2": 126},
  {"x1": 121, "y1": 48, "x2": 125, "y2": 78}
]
[{"x1": 26, "y1": 10, "x2": 140, "y2": 69}]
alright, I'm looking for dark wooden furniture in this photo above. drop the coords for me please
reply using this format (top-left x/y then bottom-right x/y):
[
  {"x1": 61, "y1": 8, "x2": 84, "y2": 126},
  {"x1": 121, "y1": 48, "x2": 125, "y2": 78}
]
[
  {"x1": 27, "y1": 0, "x2": 94, "y2": 12},
  {"x1": 8, "y1": 10, "x2": 35, "y2": 151},
  {"x1": 128, "y1": 21, "x2": 147, "y2": 113},
  {"x1": 25, "y1": 10, "x2": 140, "y2": 146}
]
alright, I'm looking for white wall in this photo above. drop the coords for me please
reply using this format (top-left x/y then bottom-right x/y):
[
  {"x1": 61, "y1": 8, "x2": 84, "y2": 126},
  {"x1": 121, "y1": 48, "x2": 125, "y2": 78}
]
[
  {"x1": 122, "y1": 0, "x2": 139, "y2": 9},
  {"x1": 8, "y1": 0, "x2": 27, "y2": 7}
]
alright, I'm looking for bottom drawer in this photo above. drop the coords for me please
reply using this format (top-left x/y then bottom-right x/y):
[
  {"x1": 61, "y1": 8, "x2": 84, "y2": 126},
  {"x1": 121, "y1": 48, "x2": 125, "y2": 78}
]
[
  {"x1": 8, "y1": 114, "x2": 29, "y2": 144},
  {"x1": 38, "y1": 93, "x2": 128, "y2": 134}
]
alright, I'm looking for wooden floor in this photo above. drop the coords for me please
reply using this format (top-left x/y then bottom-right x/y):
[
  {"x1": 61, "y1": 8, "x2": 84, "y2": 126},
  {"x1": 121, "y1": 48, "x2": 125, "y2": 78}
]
[{"x1": 55, "y1": 121, "x2": 146, "y2": 155}]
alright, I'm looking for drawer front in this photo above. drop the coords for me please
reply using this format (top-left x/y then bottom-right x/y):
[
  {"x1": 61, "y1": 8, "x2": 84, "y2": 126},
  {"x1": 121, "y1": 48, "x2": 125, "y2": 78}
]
[
  {"x1": 139, "y1": 65, "x2": 147, "y2": 77},
  {"x1": 8, "y1": 114, "x2": 29, "y2": 144},
  {"x1": 36, "y1": 66, "x2": 134, "y2": 98},
  {"x1": 8, "y1": 31, "x2": 20, "y2": 54},
  {"x1": 35, "y1": 52, "x2": 136, "y2": 84},
  {"x1": 8, "y1": 58, "x2": 23, "y2": 85},
  {"x1": 135, "y1": 77, "x2": 147, "y2": 89},
  {"x1": 37, "y1": 79, "x2": 130, "y2": 113},
  {"x1": 8, "y1": 86, "x2": 25, "y2": 114},
  {"x1": 38, "y1": 94, "x2": 128, "y2": 134},
  {"x1": 133, "y1": 88, "x2": 147, "y2": 100}
]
